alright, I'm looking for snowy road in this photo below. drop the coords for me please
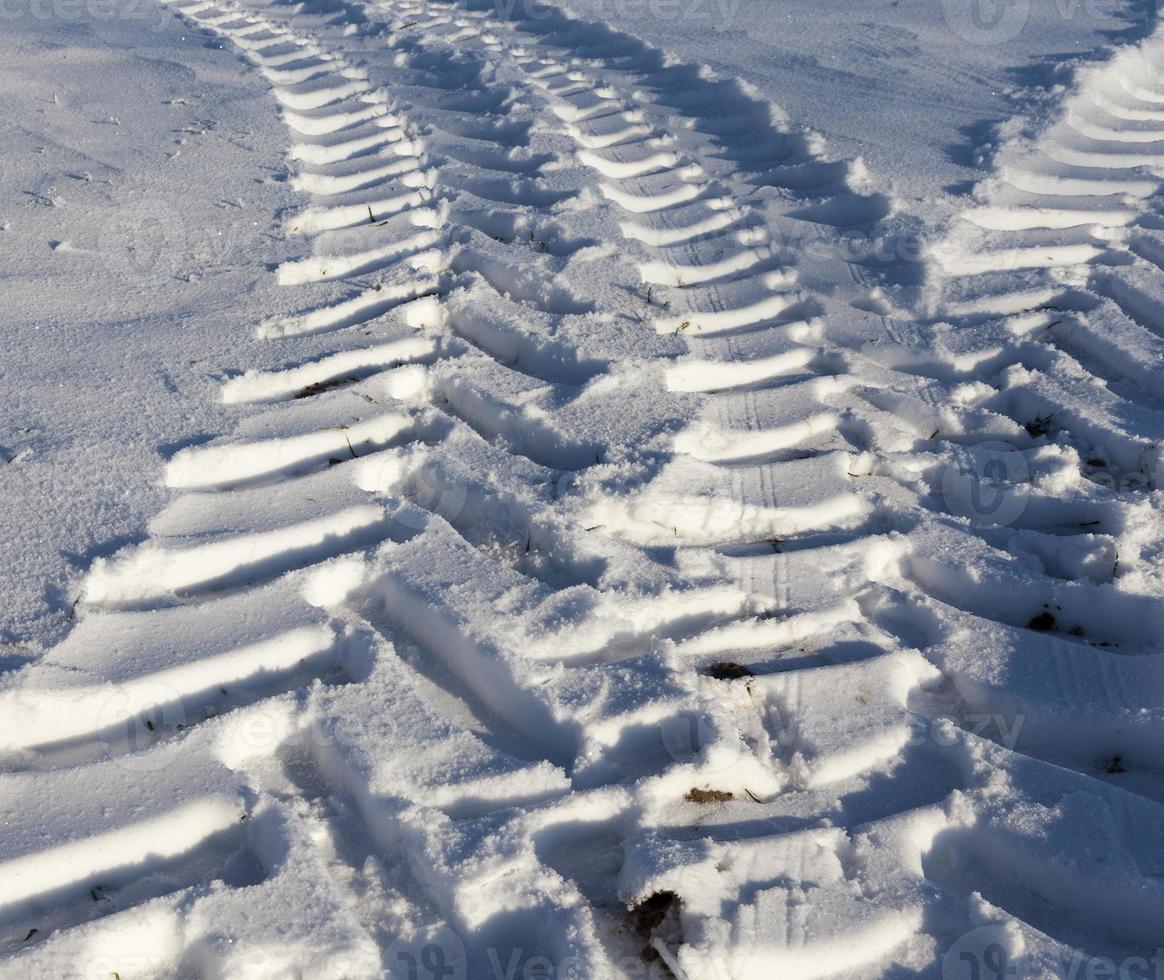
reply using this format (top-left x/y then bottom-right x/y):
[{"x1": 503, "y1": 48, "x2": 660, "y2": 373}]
[{"x1": 2, "y1": 0, "x2": 1164, "y2": 976}]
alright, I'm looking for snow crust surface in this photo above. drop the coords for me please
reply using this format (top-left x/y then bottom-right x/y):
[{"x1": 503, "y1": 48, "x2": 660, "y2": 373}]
[{"x1": 2, "y1": 0, "x2": 1164, "y2": 976}]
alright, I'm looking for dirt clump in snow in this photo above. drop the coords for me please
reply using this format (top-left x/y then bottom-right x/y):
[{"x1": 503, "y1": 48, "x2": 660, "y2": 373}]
[{"x1": 685, "y1": 787, "x2": 734, "y2": 803}]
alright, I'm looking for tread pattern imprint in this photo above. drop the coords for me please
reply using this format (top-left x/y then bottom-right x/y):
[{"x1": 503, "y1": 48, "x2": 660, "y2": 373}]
[{"x1": 1, "y1": 1, "x2": 1163, "y2": 977}]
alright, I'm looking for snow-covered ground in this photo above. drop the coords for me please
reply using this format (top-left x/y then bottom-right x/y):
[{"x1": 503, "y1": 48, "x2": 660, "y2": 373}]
[
  {"x1": 2, "y1": 0, "x2": 1164, "y2": 976},
  {"x1": 0, "y1": 2, "x2": 299, "y2": 649}
]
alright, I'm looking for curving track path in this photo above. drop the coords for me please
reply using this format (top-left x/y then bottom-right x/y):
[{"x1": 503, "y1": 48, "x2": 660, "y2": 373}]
[{"x1": 1, "y1": 1, "x2": 1164, "y2": 977}]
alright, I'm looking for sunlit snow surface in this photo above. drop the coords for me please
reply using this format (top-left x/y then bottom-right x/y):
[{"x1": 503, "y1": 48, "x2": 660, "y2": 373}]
[{"x1": 1, "y1": 0, "x2": 1163, "y2": 976}]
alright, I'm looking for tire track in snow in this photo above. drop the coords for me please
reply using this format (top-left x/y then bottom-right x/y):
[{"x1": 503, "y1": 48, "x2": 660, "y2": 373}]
[
  {"x1": 3, "y1": 0, "x2": 1164, "y2": 976},
  {"x1": 872, "y1": 29, "x2": 1164, "y2": 787},
  {"x1": 406, "y1": 4, "x2": 1164, "y2": 974},
  {"x1": 0, "y1": 3, "x2": 589, "y2": 973},
  {"x1": 0, "y1": 1, "x2": 746, "y2": 972},
  {"x1": 821, "y1": 24, "x2": 1164, "y2": 975},
  {"x1": 416, "y1": 10, "x2": 962, "y2": 974}
]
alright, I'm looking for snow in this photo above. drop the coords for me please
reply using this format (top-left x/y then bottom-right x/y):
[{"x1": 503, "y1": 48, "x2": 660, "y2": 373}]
[
  {"x1": 0, "y1": 2, "x2": 298, "y2": 649},
  {"x1": 3, "y1": 0, "x2": 1164, "y2": 976}
]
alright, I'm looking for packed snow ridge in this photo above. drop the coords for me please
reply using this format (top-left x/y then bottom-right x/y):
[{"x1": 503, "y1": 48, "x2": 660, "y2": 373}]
[{"x1": 2, "y1": 0, "x2": 1164, "y2": 977}]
